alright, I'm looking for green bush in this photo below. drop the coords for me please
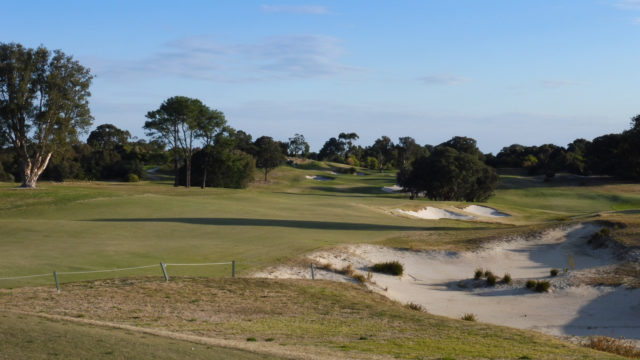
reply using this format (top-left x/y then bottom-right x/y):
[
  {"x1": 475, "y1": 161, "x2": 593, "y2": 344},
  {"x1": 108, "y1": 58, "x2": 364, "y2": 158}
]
[
  {"x1": 246, "y1": 337, "x2": 257, "y2": 342},
  {"x1": 127, "y1": 173, "x2": 140, "y2": 182},
  {"x1": 502, "y1": 273, "x2": 512, "y2": 284},
  {"x1": 534, "y1": 281, "x2": 551, "y2": 292},
  {"x1": 550, "y1": 269, "x2": 559, "y2": 277},
  {"x1": 486, "y1": 273, "x2": 497, "y2": 286},
  {"x1": 525, "y1": 280, "x2": 536, "y2": 289},
  {"x1": 474, "y1": 268, "x2": 483, "y2": 280},
  {"x1": 371, "y1": 261, "x2": 404, "y2": 276}
]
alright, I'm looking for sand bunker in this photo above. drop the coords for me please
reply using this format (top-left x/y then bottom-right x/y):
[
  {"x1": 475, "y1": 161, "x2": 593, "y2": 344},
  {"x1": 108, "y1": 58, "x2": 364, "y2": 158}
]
[
  {"x1": 397, "y1": 207, "x2": 475, "y2": 220},
  {"x1": 305, "y1": 175, "x2": 333, "y2": 181},
  {"x1": 464, "y1": 205, "x2": 510, "y2": 217},
  {"x1": 255, "y1": 224, "x2": 640, "y2": 345},
  {"x1": 381, "y1": 185, "x2": 403, "y2": 193}
]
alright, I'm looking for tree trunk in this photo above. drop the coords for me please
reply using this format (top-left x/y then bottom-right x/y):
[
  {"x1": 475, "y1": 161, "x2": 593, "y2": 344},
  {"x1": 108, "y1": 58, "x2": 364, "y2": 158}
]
[
  {"x1": 20, "y1": 152, "x2": 52, "y2": 189},
  {"x1": 173, "y1": 154, "x2": 179, "y2": 187},
  {"x1": 201, "y1": 150, "x2": 209, "y2": 189},
  {"x1": 185, "y1": 156, "x2": 191, "y2": 188}
]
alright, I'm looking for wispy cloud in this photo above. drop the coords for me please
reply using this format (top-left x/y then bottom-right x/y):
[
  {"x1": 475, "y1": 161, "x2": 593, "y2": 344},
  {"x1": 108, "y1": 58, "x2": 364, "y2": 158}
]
[
  {"x1": 614, "y1": 0, "x2": 640, "y2": 10},
  {"x1": 94, "y1": 35, "x2": 356, "y2": 82},
  {"x1": 419, "y1": 75, "x2": 470, "y2": 86},
  {"x1": 541, "y1": 80, "x2": 582, "y2": 88},
  {"x1": 261, "y1": 4, "x2": 328, "y2": 14}
]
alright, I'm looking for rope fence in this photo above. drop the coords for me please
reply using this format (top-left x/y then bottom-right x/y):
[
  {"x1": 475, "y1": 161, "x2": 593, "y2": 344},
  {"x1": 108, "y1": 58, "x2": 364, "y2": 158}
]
[{"x1": 0, "y1": 260, "x2": 237, "y2": 292}]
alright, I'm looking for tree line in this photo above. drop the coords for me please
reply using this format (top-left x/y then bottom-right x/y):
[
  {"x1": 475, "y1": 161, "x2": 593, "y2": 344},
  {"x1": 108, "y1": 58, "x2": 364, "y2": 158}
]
[{"x1": 1, "y1": 42, "x2": 639, "y2": 202}]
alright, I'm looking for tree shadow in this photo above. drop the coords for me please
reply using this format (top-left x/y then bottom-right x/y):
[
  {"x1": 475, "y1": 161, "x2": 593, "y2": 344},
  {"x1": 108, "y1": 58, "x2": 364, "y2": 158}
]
[{"x1": 88, "y1": 217, "x2": 492, "y2": 232}]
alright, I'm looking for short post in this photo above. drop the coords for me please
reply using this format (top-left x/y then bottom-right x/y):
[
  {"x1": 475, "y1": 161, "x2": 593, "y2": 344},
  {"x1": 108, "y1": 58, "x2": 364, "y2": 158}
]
[
  {"x1": 231, "y1": 260, "x2": 236, "y2": 278},
  {"x1": 160, "y1": 262, "x2": 169, "y2": 282},
  {"x1": 53, "y1": 271, "x2": 60, "y2": 292},
  {"x1": 311, "y1": 263, "x2": 315, "y2": 280}
]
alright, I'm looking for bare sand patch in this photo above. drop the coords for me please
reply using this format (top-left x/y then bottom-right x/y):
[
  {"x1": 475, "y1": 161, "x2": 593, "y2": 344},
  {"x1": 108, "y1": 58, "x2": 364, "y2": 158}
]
[
  {"x1": 381, "y1": 185, "x2": 403, "y2": 193},
  {"x1": 463, "y1": 205, "x2": 511, "y2": 217},
  {"x1": 305, "y1": 175, "x2": 333, "y2": 181},
  {"x1": 396, "y1": 207, "x2": 474, "y2": 220},
  {"x1": 255, "y1": 224, "x2": 640, "y2": 345}
]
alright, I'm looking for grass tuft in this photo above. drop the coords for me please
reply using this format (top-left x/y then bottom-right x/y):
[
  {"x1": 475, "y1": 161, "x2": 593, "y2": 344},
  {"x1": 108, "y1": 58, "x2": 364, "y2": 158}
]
[
  {"x1": 525, "y1": 280, "x2": 536, "y2": 289},
  {"x1": 460, "y1": 313, "x2": 477, "y2": 322},
  {"x1": 246, "y1": 337, "x2": 257, "y2": 342},
  {"x1": 474, "y1": 268, "x2": 484, "y2": 280},
  {"x1": 550, "y1": 268, "x2": 559, "y2": 277},
  {"x1": 486, "y1": 273, "x2": 497, "y2": 286},
  {"x1": 501, "y1": 273, "x2": 512, "y2": 284},
  {"x1": 406, "y1": 302, "x2": 425, "y2": 312},
  {"x1": 371, "y1": 261, "x2": 404, "y2": 276}
]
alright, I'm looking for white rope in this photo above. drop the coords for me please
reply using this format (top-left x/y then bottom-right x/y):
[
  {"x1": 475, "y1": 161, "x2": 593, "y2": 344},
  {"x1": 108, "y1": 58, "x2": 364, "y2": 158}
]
[
  {"x1": 57, "y1": 264, "x2": 158, "y2": 275},
  {"x1": 0, "y1": 273, "x2": 51, "y2": 280},
  {"x1": 165, "y1": 262, "x2": 232, "y2": 266}
]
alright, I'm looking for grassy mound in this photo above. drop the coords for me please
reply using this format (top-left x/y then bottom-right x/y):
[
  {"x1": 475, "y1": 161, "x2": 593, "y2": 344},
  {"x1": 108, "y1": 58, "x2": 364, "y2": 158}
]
[{"x1": 0, "y1": 277, "x2": 624, "y2": 359}]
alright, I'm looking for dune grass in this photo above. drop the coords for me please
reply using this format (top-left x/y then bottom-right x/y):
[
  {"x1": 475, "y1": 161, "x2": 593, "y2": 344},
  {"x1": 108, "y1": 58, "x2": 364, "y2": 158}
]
[{"x1": 0, "y1": 277, "x2": 625, "y2": 359}]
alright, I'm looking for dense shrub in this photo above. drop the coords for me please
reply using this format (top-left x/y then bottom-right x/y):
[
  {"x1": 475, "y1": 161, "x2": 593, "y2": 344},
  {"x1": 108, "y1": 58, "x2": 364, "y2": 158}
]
[
  {"x1": 534, "y1": 281, "x2": 551, "y2": 292},
  {"x1": 501, "y1": 273, "x2": 512, "y2": 284},
  {"x1": 550, "y1": 269, "x2": 559, "y2": 277},
  {"x1": 371, "y1": 261, "x2": 404, "y2": 276},
  {"x1": 525, "y1": 280, "x2": 536, "y2": 289},
  {"x1": 474, "y1": 268, "x2": 483, "y2": 280},
  {"x1": 486, "y1": 273, "x2": 497, "y2": 286},
  {"x1": 127, "y1": 174, "x2": 140, "y2": 182},
  {"x1": 179, "y1": 147, "x2": 255, "y2": 188}
]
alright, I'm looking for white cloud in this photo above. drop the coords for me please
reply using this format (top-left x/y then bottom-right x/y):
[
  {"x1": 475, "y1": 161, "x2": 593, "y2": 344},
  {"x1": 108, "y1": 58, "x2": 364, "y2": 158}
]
[
  {"x1": 261, "y1": 5, "x2": 328, "y2": 14},
  {"x1": 419, "y1": 75, "x2": 470, "y2": 86},
  {"x1": 93, "y1": 35, "x2": 357, "y2": 82},
  {"x1": 615, "y1": 0, "x2": 640, "y2": 9}
]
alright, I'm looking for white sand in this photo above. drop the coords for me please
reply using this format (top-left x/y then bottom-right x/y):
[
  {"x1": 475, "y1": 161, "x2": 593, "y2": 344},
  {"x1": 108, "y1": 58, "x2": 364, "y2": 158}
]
[
  {"x1": 305, "y1": 175, "x2": 333, "y2": 181},
  {"x1": 464, "y1": 205, "x2": 510, "y2": 217},
  {"x1": 381, "y1": 185, "x2": 403, "y2": 193},
  {"x1": 254, "y1": 224, "x2": 640, "y2": 344},
  {"x1": 396, "y1": 207, "x2": 475, "y2": 220}
]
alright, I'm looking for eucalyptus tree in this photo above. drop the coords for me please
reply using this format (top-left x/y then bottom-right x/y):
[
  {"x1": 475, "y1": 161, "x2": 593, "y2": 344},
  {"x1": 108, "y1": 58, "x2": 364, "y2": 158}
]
[
  {"x1": 144, "y1": 96, "x2": 207, "y2": 187},
  {"x1": 0, "y1": 43, "x2": 93, "y2": 188},
  {"x1": 287, "y1": 133, "x2": 309, "y2": 157},
  {"x1": 255, "y1": 136, "x2": 285, "y2": 181},
  {"x1": 195, "y1": 108, "x2": 227, "y2": 189}
]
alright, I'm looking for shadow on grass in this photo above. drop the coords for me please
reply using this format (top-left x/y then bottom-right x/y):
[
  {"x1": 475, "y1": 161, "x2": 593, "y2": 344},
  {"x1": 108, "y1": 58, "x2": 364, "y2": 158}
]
[{"x1": 88, "y1": 217, "x2": 491, "y2": 232}]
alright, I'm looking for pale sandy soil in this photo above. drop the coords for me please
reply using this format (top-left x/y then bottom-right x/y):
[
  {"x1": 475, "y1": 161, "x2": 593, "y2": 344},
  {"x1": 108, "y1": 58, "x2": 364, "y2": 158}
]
[
  {"x1": 305, "y1": 175, "x2": 333, "y2": 181},
  {"x1": 396, "y1": 206, "x2": 475, "y2": 220},
  {"x1": 463, "y1": 205, "x2": 511, "y2": 217},
  {"x1": 254, "y1": 224, "x2": 640, "y2": 345}
]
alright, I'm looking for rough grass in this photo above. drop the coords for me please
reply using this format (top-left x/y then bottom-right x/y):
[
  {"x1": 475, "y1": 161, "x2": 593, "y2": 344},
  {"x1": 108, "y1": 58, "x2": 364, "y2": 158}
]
[
  {"x1": 370, "y1": 261, "x2": 404, "y2": 276},
  {"x1": 0, "y1": 310, "x2": 279, "y2": 360},
  {"x1": 0, "y1": 277, "x2": 624, "y2": 359},
  {"x1": 583, "y1": 336, "x2": 640, "y2": 358}
]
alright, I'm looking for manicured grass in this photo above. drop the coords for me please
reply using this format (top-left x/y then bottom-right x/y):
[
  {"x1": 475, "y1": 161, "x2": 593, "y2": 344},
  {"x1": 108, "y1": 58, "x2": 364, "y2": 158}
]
[
  {"x1": 1, "y1": 165, "x2": 639, "y2": 287},
  {"x1": 0, "y1": 277, "x2": 624, "y2": 359}
]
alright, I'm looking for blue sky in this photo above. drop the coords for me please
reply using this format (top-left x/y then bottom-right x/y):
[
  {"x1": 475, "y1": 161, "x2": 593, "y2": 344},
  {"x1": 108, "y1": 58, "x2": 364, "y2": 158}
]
[{"x1": 3, "y1": 0, "x2": 640, "y2": 153}]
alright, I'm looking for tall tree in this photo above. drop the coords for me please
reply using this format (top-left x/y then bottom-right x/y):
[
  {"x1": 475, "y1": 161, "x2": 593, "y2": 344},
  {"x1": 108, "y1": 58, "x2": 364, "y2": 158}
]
[
  {"x1": 254, "y1": 136, "x2": 284, "y2": 181},
  {"x1": 338, "y1": 132, "x2": 359, "y2": 158},
  {"x1": 288, "y1": 133, "x2": 309, "y2": 157},
  {"x1": 0, "y1": 43, "x2": 93, "y2": 188},
  {"x1": 87, "y1": 124, "x2": 131, "y2": 151},
  {"x1": 195, "y1": 108, "x2": 227, "y2": 189},
  {"x1": 371, "y1": 136, "x2": 395, "y2": 171},
  {"x1": 144, "y1": 96, "x2": 207, "y2": 188}
]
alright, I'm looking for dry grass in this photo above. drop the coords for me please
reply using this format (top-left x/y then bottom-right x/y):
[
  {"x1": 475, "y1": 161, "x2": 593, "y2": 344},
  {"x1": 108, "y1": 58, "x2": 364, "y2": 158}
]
[
  {"x1": 0, "y1": 277, "x2": 622, "y2": 359},
  {"x1": 583, "y1": 336, "x2": 640, "y2": 358}
]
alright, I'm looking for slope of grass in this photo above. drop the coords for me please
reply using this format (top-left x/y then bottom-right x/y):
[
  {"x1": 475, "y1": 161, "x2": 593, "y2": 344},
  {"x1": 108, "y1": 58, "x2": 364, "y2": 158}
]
[
  {"x1": 0, "y1": 310, "x2": 279, "y2": 360},
  {"x1": 0, "y1": 277, "x2": 624, "y2": 360},
  {"x1": 1, "y1": 164, "x2": 639, "y2": 287}
]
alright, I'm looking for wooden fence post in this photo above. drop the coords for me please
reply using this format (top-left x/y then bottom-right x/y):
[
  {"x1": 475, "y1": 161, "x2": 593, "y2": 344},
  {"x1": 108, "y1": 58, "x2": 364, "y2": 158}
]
[
  {"x1": 53, "y1": 271, "x2": 60, "y2": 292},
  {"x1": 160, "y1": 262, "x2": 169, "y2": 282}
]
